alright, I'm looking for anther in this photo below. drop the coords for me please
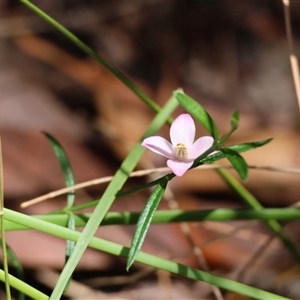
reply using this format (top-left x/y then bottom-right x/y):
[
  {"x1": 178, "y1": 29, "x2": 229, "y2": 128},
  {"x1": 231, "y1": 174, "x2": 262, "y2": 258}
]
[{"x1": 174, "y1": 143, "x2": 188, "y2": 160}]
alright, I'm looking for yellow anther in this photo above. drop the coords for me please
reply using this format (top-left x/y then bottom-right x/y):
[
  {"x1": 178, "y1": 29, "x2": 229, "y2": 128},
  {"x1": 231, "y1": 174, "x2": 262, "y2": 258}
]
[{"x1": 174, "y1": 143, "x2": 188, "y2": 160}]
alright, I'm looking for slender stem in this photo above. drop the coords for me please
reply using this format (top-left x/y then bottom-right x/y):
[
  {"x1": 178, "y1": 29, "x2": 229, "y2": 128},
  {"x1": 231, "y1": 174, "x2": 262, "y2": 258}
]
[
  {"x1": 0, "y1": 269, "x2": 48, "y2": 299},
  {"x1": 4, "y1": 207, "x2": 300, "y2": 231},
  {"x1": 0, "y1": 137, "x2": 11, "y2": 300}
]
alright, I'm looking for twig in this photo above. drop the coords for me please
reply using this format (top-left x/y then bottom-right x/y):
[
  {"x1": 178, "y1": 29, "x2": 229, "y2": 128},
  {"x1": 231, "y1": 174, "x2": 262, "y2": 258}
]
[{"x1": 21, "y1": 164, "x2": 300, "y2": 208}]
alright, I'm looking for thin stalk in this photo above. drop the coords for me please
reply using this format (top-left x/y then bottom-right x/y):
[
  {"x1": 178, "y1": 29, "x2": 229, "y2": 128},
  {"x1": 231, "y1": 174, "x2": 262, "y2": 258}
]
[
  {"x1": 0, "y1": 137, "x2": 11, "y2": 300},
  {"x1": 4, "y1": 207, "x2": 300, "y2": 231},
  {"x1": 0, "y1": 269, "x2": 48, "y2": 299}
]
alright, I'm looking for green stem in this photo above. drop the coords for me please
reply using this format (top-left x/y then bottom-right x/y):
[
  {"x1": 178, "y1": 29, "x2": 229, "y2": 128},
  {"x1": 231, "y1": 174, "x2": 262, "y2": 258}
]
[
  {"x1": 4, "y1": 207, "x2": 300, "y2": 231},
  {"x1": 0, "y1": 137, "x2": 11, "y2": 300}
]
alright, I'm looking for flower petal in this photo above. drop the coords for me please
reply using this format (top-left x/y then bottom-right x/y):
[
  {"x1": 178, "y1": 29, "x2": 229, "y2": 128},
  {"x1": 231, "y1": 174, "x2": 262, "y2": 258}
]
[
  {"x1": 170, "y1": 114, "x2": 195, "y2": 147},
  {"x1": 167, "y1": 159, "x2": 194, "y2": 177},
  {"x1": 141, "y1": 136, "x2": 174, "y2": 159},
  {"x1": 189, "y1": 136, "x2": 214, "y2": 159}
]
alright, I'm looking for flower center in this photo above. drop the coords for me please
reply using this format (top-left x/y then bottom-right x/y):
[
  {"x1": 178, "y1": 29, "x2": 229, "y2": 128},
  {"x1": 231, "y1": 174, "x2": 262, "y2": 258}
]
[{"x1": 174, "y1": 143, "x2": 188, "y2": 160}]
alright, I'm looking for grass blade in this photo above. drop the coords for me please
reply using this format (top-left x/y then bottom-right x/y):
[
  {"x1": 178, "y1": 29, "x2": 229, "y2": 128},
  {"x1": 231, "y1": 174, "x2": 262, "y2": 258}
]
[
  {"x1": 44, "y1": 132, "x2": 75, "y2": 208},
  {"x1": 66, "y1": 215, "x2": 76, "y2": 260},
  {"x1": 44, "y1": 132, "x2": 76, "y2": 289}
]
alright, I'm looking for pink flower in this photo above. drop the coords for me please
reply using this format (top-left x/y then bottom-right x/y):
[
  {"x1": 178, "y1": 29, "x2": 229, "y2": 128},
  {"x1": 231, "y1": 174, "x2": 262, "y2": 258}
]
[{"x1": 141, "y1": 114, "x2": 214, "y2": 176}]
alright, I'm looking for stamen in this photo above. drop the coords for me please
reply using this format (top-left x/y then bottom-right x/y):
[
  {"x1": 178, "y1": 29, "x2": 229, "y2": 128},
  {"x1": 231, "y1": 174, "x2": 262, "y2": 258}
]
[{"x1": 174, "y1": 143, "x2": 188, "y2": 160}]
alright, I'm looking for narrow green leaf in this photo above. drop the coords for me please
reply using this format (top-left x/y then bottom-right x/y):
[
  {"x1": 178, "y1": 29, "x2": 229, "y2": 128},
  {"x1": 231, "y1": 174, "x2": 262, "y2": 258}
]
[
  {"x1": 220, "y1": 110, "x2": 240, "y2": 143},
  {"x1": 66, "y1": 214, "x2": 76, "y2": 259},
  {"x1": 127, "y1": 178, "x2": 168, "y2": 270},
  {"x1": 44, "y1": 132, "x2": 76, "y2": 290},
  {"x1": 174, "y1": 91, "x2": 219, "y2": 139},
  {"x1": 43, "y1": 132, "x2": 75, "y2": 208},
  {"x1": 64, "y1": 213, "x2": 76, "y2": 289},
  {"x1": 231, "y1": 110, "x2": 240, "y2": 131},
  {"x1": 229, "y1": 138, "x2": 273, "y2": 152},
  {"x1": 221, "y1": 148, "x2": 248, "y2": 180},
  {"x1": 198, "y1": 138, "x2": 273, "y2": 166}
]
